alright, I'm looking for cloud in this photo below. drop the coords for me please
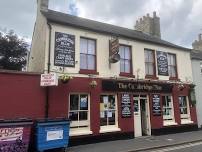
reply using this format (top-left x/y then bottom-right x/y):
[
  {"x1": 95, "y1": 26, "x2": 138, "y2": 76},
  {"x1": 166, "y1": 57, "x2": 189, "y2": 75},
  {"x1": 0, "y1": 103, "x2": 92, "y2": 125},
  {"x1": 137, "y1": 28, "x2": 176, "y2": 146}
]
[
  {"x1": 0, "y1": 0, "x2": 201, "y2": 48},
  {"x1": 0, "y1": 0, "x2": 36, "y2": 44},
  {"x1": 74, "y1": 0, "x2": 202, "y2": 48}
]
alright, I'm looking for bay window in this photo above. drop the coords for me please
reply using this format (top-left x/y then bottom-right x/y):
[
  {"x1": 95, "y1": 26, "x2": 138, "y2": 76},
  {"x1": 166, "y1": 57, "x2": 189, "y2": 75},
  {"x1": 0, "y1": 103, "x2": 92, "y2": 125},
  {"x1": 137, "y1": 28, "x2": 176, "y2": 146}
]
[
  {"x1": 144, "y1": 49, "x2": 155, "y2": 77},
  {"x1": 119, "y1": 45, "x2": 132, "y2": 75},
  {"x1": 168, "y1": 53, "x2": 177, "y2": 78},
  {"x1": 80, "y1": 38, "x2": 96, "y2": 72}
]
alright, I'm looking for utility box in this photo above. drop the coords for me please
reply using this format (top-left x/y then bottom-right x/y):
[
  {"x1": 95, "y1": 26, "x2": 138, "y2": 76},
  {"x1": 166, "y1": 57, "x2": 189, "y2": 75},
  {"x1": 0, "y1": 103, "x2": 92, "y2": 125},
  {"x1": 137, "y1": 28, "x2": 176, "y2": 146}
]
[
  {"x1": 0, "y1": 119, "x2": 33, "y2": 152},
  {"x1": 35, "y1": 119, "x2": 70, "y2": 152}
]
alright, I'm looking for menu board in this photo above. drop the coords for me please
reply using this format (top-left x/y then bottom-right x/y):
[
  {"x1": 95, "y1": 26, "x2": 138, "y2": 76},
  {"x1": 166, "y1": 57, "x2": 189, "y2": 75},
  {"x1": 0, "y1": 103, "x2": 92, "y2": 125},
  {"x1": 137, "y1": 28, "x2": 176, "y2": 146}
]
[
  {"x1": 152, "y1": 94, "x2": 161, "y2": 116},
  {"x1": 157, "y1": 51, "x2": 168, "y2": 76},
  {"x1": 54, "y1": 32, "x2": 75, "y2": 67},
  {"x1": 121, "y1": 94, "x2": 131, "y2": 118}
]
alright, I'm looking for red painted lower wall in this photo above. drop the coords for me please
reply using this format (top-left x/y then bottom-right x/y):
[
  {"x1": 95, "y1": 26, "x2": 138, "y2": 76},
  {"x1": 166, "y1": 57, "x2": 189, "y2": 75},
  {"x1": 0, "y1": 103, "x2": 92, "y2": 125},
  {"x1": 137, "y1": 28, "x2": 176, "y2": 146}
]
[
  {"x1": 0, "y1": 72, "x2": 198, "y2": 137},
  {"x1": 0, "y1": 71, "x2": 46, "y2": 119}
]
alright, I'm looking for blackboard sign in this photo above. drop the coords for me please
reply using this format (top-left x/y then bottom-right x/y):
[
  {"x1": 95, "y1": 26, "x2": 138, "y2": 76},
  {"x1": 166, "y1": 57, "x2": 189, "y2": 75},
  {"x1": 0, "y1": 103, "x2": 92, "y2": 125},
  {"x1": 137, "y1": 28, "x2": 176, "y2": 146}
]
[
  {"x1": 157, "y1": 51, "x2": 168, "y2": 76},
  {"x1": 54, "y1": 32, "x2": 75, "y2": 67},
  {"x1": 152, "y1": 94, "x2": 161, "y2": 116},
  {"x1": 121, "y1": 94, "x2": 131, "y2": 118}
]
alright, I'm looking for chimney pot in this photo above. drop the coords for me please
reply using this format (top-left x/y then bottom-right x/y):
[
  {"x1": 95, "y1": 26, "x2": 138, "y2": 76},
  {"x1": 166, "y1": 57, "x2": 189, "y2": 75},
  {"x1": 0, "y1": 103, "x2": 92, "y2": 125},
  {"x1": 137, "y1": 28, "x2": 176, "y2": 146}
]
[
  {"x1": 199, "y1": 34, "x2": 202, "y2": 41},
  {"x1": 153, "y1": 11, "x2": 157, "y2": 17}
]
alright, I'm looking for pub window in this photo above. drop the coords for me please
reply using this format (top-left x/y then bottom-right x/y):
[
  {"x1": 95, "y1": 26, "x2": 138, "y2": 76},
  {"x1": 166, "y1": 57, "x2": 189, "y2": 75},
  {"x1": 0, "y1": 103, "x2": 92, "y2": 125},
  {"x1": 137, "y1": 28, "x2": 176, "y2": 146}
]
[
  {"x1": 119, "y1": 45, "x2": 132, "y2": 74},
  {"x1": 144, "y1": 49, "x2": 155, "y2": 76},
  {"x1": 69, "y1": 94, "x2": 90, "y2": 130},
  {"x1": 100, "y1": 95, "x2": 118, "y2": 130},
  {"x1": 168, "y1": 53, "x2": 177, "y2": 78},
  {"x1": 162, "y1": 95, "x2": 175, "y2": 122},
  {"x1": 80, "y1": 38, "x2": 96, "y2": 70},
  {"x1": 179, "y1": 96, "x2": 190, "y2": 119}
]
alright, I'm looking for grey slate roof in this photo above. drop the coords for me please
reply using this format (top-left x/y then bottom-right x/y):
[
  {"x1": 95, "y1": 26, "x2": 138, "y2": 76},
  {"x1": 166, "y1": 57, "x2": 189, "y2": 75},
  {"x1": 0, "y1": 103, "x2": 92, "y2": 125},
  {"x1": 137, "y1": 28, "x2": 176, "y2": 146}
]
[
  {"x1": 42, "y1": 10, "x2": 190, "y2": 51},
  {"x1": 191, "y1": 50, "x2": 202, "y2": 60}
]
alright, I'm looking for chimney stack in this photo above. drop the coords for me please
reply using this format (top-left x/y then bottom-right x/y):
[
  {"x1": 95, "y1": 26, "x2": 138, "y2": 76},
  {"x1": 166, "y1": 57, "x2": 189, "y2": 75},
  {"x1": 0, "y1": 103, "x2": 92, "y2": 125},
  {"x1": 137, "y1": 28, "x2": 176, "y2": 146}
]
[
  {"x1": 134, "y1": 11, "x2": 161, "y2": 39},
  {"x1": 192, "y1": 33, "x2": 202, "y2": 51}
]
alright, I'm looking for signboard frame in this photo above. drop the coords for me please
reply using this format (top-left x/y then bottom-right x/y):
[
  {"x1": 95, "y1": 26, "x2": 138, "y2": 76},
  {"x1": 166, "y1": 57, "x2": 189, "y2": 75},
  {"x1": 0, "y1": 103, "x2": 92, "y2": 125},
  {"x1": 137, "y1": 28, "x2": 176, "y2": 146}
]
[
  {"x1": 54, "y1": 32, "x2": 75, "y2": 67},
  {"x1": 156, "y1": 51, "x2": 169, "y2": 76}
]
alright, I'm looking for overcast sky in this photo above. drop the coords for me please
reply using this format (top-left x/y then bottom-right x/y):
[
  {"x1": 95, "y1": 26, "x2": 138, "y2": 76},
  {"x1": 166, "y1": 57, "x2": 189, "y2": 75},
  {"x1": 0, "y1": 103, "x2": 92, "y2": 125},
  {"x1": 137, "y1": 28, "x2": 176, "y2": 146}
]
[{"x1": 0, "y1": 0, "x2": 201, "y2": 48}]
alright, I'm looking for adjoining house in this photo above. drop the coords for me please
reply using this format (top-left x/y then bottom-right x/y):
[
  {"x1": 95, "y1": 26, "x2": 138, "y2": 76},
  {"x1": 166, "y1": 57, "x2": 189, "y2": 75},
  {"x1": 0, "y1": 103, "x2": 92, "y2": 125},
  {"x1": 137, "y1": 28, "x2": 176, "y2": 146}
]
[
  {"x1": 191, "y1": 34, "x2": 202, "y2": 128},
  {"x1": 28, "y1": 0, "x2": 197, "y2": 144}
]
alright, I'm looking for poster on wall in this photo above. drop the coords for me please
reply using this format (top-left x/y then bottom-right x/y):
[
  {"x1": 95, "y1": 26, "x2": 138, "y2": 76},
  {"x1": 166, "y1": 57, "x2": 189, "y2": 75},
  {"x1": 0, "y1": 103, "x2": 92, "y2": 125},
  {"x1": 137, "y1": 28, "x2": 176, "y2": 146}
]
[
  {"x1": 157, "y1": 51, "x2": 168, "y2": 76},
  {"x1": 54, "y1": 32, "x2": 75, "y2": 67},
  {"x1": 152, "y1": 94, "x2": 161, "y2": 116},
  {"x1": 121, "y1": 93, "x2": 131, "y2": 118}
]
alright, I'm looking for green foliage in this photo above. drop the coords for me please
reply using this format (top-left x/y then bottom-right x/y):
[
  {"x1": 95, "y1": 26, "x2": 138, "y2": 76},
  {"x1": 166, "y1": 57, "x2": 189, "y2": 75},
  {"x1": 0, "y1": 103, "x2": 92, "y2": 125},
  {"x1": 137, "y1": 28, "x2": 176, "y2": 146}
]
[{"x1": 0, "y1": 30, "x2": 28, "y2": 71}]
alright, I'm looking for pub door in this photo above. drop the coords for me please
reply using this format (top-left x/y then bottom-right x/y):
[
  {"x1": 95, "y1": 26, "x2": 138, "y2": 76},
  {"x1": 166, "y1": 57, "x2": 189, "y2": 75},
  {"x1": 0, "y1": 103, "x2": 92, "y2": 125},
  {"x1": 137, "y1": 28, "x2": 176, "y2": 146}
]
[{"x1": 133, "y1": 95, "x2": 151, "y2": 137}]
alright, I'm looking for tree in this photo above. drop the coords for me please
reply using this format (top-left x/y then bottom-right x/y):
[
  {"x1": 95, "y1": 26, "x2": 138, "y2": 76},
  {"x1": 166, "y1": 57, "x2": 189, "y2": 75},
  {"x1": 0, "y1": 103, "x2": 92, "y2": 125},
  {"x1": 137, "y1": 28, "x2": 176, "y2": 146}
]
[{"x1": 0, "y1": 30, "x2": 28, "y2": 71}]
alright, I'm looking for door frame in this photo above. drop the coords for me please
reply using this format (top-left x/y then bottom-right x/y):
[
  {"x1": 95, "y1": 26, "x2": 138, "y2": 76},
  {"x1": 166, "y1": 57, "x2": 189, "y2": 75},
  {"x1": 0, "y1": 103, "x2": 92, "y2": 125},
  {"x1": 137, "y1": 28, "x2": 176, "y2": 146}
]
[{"x1": 133, "y1": 94, "x2": 151, "y2": 136}]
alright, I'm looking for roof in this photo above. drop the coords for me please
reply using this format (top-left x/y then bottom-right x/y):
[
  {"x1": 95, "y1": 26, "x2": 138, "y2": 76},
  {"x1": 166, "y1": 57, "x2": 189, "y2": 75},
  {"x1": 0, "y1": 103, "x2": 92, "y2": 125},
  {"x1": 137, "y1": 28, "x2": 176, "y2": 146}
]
[
  {"x1": 191, "y1": 50, "x2": 202, "y2": 60},
  {"x1": 42, "y1": 9, "x2": 190, "y2": 52}
]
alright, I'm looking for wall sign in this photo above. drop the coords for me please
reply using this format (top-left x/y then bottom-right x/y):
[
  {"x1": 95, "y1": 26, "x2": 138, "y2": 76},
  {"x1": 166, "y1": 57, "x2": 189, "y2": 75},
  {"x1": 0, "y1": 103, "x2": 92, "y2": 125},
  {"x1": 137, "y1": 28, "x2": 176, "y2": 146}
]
[
  {"x1": 121, "y1": 94, "x2": 131, "y2": 118},
  {"x1": 54, "y1": 32, "x2": 75, "y2": 67},
  {"x1": 157, "y1": 51, "x2": 168, "y2": 76},
  {"x1": 40, "y1": 73, "x2": 58, "y2": 86},
  {"x1": 152, "y1": 94, "x2": 161, "y2": 116},
  {"x1": 102, "y1": 80, "x2": 173, "y2": 93}
]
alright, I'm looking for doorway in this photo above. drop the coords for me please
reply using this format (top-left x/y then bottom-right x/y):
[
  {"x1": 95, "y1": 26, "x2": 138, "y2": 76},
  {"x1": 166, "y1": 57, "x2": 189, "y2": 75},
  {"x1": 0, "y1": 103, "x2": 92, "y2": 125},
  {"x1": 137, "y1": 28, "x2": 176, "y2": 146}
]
[{"x1": 133, "y1": 95, "x2": 151, "y2": 137}]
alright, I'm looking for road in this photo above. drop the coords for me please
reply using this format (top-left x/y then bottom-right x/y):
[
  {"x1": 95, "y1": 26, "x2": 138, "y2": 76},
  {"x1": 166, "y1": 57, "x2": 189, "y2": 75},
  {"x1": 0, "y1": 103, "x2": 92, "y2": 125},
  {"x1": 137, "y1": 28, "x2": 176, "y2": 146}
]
[{"x1": 146, "y1": 141, "x2": 202, "y2": 152}]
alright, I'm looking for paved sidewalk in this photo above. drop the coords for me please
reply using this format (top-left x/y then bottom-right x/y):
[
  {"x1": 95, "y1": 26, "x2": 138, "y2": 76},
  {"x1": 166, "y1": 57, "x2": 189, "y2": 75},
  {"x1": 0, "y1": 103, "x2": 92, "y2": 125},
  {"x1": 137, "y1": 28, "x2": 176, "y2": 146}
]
[{"x1": 67, "y1": 130, "x2": 202, "y2": 152}]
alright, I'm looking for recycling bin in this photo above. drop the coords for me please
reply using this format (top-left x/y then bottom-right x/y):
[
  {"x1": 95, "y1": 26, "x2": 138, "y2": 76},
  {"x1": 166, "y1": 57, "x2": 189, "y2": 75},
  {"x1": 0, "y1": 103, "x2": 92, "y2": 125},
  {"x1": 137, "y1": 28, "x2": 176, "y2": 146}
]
[
  {"x1": 35, "y1": 118, "x2": 70, "y2": 152},
  {"x1": 0, "y1": 119, "x2": 33, "y2": 152}
]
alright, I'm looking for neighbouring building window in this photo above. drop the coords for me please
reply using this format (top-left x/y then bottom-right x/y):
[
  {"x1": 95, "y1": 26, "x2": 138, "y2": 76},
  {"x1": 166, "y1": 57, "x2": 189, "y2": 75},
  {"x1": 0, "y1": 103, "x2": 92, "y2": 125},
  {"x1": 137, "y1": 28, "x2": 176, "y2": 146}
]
[
  {"x1": 100, "y1": 95, "x2": 117, "y2": 128},
  {"x1": 69, "y1": 94, "x2": 89, "y2": 129},
  {"x1": 162, "y1": 95, "x2": 174, "y2": 122},
  {"x1": 80, "y1": 38, "x2": 96, "y2": 70},
  {"x1": 144, "y1": 49, "x2": 155, "y2": 76},
  {"x1": 179, "y1": 96, "x2": 190, "y2": 119},
  {"x1": 119, "y1": 45, "x2": 132, "y2": 74},
  {"x1": 168, "y1": 53, "x2": 177, "y2": 78}
]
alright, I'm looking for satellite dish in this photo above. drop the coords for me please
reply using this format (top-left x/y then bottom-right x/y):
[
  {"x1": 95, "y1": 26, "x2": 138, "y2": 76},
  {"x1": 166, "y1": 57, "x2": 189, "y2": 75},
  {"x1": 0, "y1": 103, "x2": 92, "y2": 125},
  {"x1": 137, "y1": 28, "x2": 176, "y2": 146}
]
[{"x1": 109, "y1": 53, "x2": 120, "y2": 63}]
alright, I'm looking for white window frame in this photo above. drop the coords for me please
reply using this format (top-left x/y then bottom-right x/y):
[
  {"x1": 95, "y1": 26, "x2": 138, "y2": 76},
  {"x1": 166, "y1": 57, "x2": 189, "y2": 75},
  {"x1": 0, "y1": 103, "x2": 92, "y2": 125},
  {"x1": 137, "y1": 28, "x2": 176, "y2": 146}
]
[
  {"x1": 99, "y1": 94, "x2": 120, "y2": 133},
  {"x1": 179, "y1": 96, "x2": 193, "y2": 124},
  {"x1": 162, "y1": 95, "x2": 177, "y2": 126},
  {"x1": 69, "y1": 93, "x2": 92, "y2": 136},
  {"x1": 144, "y1": 49, "x2": 155, "y2": 76}
]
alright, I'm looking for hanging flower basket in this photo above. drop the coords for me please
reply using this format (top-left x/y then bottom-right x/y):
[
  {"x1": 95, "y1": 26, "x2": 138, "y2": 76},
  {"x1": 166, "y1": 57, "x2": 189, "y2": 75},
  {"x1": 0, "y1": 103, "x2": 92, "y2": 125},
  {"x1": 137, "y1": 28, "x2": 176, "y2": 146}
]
[{"x1": 59, "y1": 74, "x2": 73, "y2": 84}]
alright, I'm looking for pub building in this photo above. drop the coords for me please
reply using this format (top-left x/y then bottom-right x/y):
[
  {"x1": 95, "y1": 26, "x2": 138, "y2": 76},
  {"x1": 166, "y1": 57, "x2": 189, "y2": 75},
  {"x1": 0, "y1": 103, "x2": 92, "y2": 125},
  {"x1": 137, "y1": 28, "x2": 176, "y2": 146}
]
[{"x1": 29, "y1": 0, "x2": 198, "y2": 144}]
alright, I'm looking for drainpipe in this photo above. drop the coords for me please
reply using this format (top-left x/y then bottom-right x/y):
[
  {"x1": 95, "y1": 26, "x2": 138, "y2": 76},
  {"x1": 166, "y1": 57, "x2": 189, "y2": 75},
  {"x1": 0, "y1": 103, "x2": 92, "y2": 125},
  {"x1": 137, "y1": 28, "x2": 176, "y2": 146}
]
[{"x1": 45, "y1": 22, "x2": 52, "y2": 118}]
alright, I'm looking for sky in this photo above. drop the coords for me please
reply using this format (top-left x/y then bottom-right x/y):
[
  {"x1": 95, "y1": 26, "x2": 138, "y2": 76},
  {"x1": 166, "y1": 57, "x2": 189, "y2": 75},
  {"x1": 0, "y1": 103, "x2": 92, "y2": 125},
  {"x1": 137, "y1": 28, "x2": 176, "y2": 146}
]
[{"x1": 0, "y1": 0, "x2": 201, "y2": 48}]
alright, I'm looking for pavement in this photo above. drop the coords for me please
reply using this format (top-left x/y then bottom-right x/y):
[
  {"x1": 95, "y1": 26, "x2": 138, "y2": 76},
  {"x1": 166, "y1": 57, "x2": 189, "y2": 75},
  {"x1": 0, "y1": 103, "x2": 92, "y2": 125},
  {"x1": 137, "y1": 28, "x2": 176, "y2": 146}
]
[{"x1": 66, "y1": 130, "x2": 202, "y2": 152}]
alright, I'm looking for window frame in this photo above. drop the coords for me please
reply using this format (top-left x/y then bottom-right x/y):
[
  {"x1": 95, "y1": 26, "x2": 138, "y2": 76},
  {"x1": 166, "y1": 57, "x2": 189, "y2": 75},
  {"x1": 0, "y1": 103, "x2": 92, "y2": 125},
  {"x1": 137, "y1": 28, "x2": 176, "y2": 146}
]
[
  {"x1": 79, "y1": 37, "x2": 98, "y2": 75},
  {"x1": 179, "y1": 96, "x2": 191, "y2": 119},
  {"x1": 99, "y1": 94, "x2": 120, "y2": 132},
  {"x1": 162, "y1": 94, "x2": 175, "y2": 123},
  {"x1": 168, "y1": 53, "x2": 178, "y2": 80},
  {"x1": 119, "y1": 44, "x2": 133, "y2": 77},
  {"x1": 69, "y1": 93, "x2": 90, "y2": 130},
  {"x1": 144, "y1": 48, "x2": 157, "y2": 79}
]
